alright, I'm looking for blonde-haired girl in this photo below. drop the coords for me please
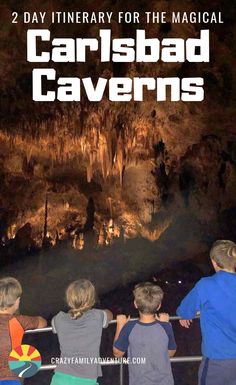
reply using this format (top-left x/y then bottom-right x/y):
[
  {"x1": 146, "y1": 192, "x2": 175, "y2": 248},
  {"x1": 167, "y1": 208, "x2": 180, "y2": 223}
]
[{"x1": 50, "y1": 279, "x2": 113, "y2": 385}]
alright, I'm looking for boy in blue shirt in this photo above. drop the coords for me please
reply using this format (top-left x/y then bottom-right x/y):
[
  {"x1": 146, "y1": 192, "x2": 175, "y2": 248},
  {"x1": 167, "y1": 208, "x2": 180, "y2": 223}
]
[
  {"x1": 113, "y1": 282, "x2": 177, "y2": 385},
  {"x1": 177, "y1": 240, "x2": 236, "y2": 385}
]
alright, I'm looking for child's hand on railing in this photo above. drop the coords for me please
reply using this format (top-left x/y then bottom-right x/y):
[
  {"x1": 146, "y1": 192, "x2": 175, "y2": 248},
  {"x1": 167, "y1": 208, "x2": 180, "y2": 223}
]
[
  {"x1": 116, "y1": 314, "x2": 130, "y2": 327},
  {"x1": 179, "y1": 319, "x2": 192, "y2": 328},
  {"x1": 156, "y1": 313, "x2": 170, "y2": 322}
]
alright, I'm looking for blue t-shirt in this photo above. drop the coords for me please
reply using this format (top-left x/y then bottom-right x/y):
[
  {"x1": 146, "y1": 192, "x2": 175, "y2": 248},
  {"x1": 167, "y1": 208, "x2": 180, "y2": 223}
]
[
  {"x1": 177, "y1": 271, "x2": 236, "y2": 359},
  {"x1": 114, "y1": 320, "x2": 176, "y2": 385}
]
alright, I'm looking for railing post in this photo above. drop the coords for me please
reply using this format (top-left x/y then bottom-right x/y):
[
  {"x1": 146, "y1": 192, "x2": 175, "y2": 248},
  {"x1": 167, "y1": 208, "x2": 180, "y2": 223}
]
[{"x1": 119, "y1": 361, "x2": 124, "y2": 385}]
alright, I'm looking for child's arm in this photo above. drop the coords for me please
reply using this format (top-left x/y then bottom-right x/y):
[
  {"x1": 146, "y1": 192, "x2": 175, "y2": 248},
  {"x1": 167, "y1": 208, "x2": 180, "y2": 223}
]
[
  {"x1": 101, "y1": 309, "x2": 113, "y2": 328},
  {"x1": 113, "y1": 315, "x2": 130, "y2": 358},
  {"x1": 37, "y1": 316, "x2": 47, "y2": 328},
  {"x1": 159, "y1": 321, "x2": 177, "y2": 357},
  {"x1": 17, "y1": 315, "x2": 47, "y2": 331},
  {"x1": 177, "y1": 282, "x2": 201, "y2": 328},
  {"x1": 168, "y1": 349, "x2": 176, "y2": 357},
  {"x1": 157, "y1": 313, "x2": 177, "y2": 355},
  {"x1": 105, "y1": 309, "x2": 113, "y2": 323},
  {"x1": 157, "y1": 312, "x2": 192, "y2": 329}
]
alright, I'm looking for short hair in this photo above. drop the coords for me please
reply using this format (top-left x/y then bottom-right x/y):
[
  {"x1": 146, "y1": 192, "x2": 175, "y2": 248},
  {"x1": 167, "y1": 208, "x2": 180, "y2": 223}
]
[
  {"x1": 0, "y1": 277, "x2": 22, "y2": 310},
  {"x1": 210, "y1": 240, "x2": 236, "y2": 270},
  {"x1": 133, "y1": 282, "x2": 164, "y2": 314},
  {"x1": 66, "y1": 279, "x2": 96, "y2": 320}
]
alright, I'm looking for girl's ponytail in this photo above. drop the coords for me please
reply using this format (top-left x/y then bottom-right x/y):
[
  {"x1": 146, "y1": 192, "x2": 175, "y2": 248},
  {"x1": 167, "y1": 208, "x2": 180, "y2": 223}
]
[{"x1": 66, "y1": 279, "x2": 96, "y2": 320}]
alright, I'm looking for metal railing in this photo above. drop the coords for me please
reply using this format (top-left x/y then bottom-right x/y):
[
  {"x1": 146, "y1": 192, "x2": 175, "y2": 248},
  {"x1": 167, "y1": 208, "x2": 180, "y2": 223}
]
[
  {"x1": 25, "y1": 315, "x2": 197, "y2": 334},
  {"x1": 25, "y1": 316, "x2": 201, "y2": 385}
]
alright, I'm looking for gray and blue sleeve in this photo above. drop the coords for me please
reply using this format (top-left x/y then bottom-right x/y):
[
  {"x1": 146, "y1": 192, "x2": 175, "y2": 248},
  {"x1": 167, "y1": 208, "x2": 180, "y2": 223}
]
[
  {"x1": 159, "y1": 322, "x2": 177, "y2": 350},
  {"x1": 114, "y1": 321, "x2": 137, "y2": 352}
]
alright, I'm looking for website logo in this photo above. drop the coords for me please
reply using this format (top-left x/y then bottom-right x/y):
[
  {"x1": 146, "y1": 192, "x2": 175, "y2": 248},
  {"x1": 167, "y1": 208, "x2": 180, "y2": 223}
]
[{"x1": 8, "y1": 344, "x2": 41, "y2": 378}]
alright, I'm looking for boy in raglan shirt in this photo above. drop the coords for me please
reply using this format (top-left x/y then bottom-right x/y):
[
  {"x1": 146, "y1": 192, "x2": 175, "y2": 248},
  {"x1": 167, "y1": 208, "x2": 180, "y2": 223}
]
[{"x1": 113, "y1": 282, "x2": 176, "y2": 385}]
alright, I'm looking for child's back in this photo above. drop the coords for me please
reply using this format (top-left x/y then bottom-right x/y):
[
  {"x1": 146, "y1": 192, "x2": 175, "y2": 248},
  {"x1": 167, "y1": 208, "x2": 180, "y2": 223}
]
[
  {"x1": 177, "y1": 240, "x2": 236, "y2": 385},
  {"x1": 178, "y1": 270, "x2": 236, "y2": 358},
  {"x1": 116, "y1": 319, "x2": 175, "y2": 385},
  {"x1": 52, "y1": 308, "x2": 108, "y2": 378},
  {"x1": 0, "y1": 313, "x2": 41, "y2": 380},
  {"x1": 0, "y1": 277, "x2": 47, "y2": 381},
  {"x1": 51, "y1": 279, "x2": 112, "y2": 385},
  {"x1": 113, "y1": 282, "x2": 176, "y2": 385}
]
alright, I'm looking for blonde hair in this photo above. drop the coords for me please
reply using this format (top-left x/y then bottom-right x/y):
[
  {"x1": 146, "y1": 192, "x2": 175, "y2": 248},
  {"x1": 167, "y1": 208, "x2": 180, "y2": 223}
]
[
  {"x1": 0, "y1": 277, "x2": 22, "y2": 310},
  {"x1": 66, "y1": 279, "x2": 96, "y2": 320},
  {"x1": 210, "y1": 240, "x2": 236, "y2": 270},
  {"x1": 133, "y1": 282, "x2": 164, "y2": 314}
]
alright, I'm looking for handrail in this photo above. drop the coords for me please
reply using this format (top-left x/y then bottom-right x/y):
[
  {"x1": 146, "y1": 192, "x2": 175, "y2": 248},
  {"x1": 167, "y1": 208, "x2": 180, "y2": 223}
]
[
  {"x1": 24, "y1": 315, "x2": 201, "y2": 385},
  {"x1": 25, "y1": 315, "x2": 198, "y2": 334},
  {"x1": 39, "y1": 356, "x2": 202, "y2": 371}
]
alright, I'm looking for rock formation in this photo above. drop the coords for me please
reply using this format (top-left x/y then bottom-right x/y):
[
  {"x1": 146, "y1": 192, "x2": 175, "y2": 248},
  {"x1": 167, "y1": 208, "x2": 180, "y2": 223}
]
[{"x1": 0, "y1": 0, "x2": 236, "y2": 261}]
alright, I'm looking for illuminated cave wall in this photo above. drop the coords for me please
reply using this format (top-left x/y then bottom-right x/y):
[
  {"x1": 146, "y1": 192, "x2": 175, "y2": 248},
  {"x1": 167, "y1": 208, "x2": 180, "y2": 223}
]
[{"x1": 0, "y1": 0, "x2": 236, "y2": 251}]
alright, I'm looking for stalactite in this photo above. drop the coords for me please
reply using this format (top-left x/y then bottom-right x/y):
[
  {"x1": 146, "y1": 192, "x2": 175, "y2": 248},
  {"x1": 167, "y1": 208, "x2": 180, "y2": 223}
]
[
  {"x1": 87, "y1": 157, "x2": 93, "y2": 183},
  {"x1": 1, "y1": 103, "x2": 166, "y2": 187},
  {"x1": 117, "y1": 135, "x2": 125, "y2": 186},
  {"x1": 43, "y1": 193, "x2": 48, "y2": 241}
]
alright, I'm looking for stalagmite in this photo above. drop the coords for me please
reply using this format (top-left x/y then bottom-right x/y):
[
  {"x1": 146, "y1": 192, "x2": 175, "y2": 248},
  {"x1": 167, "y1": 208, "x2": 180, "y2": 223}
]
[{"x1": 98, "y1": 225, "x2": 106, "y2": 246}]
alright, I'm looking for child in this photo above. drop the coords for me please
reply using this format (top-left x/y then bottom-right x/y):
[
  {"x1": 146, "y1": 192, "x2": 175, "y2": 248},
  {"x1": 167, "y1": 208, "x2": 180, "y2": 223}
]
[
  {"x1": 0, "y1": 276, "x2": 47, "y2": 383},
  {"x1": 50, "y1": 279, "x2": 113, "y2": 385},
  {"x1": 113, "y1": 282, "x2": 176, "y2": 385},
  {"x1": 177, "y1": 240, "x2": 236, "y2": 385}
]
